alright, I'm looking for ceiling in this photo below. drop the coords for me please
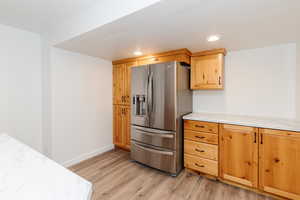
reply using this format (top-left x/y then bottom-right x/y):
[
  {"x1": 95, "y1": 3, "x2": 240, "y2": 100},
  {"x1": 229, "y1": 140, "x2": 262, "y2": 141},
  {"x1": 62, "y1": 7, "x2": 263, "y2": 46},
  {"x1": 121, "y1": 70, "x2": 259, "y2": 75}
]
[
  {"x1": 0, "y1": 0, "x2": 97, "y2": 34},
  {"x1": 56, "y1": 0, "x2": 300, "y2": 61}
]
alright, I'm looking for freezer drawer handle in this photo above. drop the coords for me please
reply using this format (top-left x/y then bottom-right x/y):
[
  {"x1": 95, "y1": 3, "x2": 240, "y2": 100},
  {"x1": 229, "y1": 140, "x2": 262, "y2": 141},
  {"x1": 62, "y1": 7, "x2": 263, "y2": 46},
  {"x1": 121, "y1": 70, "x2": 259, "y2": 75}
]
[
  {"x1": 135, "y1": 129, "x2": 174, "y2": 139},
  {"x1": 134, "y1": 143, "x2": 174, "y2": 156}
]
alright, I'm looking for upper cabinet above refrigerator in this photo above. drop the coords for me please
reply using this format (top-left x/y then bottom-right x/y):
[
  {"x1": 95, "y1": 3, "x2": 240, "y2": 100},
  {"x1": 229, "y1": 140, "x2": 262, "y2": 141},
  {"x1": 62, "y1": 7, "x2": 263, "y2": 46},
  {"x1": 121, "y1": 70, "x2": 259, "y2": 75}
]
[{"x1": 191, "y1": 48, "x2": 226, "y2": 90}]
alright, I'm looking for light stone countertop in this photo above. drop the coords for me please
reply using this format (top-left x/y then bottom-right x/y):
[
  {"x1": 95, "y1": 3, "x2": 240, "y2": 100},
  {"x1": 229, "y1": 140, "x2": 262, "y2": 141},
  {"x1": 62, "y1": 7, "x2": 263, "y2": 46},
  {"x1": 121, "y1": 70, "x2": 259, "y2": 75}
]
[
  {"x1": 0, "y1": 134, "x2": 92, "y2": 200},
  {"x1": 183, "y1": 112, "x2": 300, "y2": 132}
]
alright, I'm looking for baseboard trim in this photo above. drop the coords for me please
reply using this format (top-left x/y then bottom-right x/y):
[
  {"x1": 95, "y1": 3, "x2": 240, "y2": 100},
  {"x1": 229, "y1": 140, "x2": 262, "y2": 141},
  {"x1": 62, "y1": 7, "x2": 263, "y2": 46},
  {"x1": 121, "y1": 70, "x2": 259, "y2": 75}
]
[{"x1": 62, "y1": 144, "x2": 114, "y2": 167}]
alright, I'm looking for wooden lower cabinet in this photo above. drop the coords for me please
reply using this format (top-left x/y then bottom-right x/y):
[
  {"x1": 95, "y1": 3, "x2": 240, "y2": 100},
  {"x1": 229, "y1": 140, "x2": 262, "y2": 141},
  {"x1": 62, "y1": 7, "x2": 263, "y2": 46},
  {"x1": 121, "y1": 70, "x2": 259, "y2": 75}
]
[
  {"x1": 184, "y1": 120, "x2": 219, "y2": 177},
  {"x1": 259, "y1": 129, "x2": 300, "y2": 199},
  {"x1": 113, "y1": 105, "x2": 130, "y2": 150},
  {"x1": 220, "y1": 124, "x2": 258, "y2": 188},
  {"x1": 184, "y1": 121, "x2": 300, "y2": 200}
]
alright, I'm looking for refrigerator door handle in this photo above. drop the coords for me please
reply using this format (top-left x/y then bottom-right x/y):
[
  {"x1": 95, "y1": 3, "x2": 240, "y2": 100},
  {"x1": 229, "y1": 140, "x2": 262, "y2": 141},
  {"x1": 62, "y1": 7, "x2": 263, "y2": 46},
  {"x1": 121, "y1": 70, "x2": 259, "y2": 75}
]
[{"x1": 147, "y1": 71, "x2": 153, "y2": 114}]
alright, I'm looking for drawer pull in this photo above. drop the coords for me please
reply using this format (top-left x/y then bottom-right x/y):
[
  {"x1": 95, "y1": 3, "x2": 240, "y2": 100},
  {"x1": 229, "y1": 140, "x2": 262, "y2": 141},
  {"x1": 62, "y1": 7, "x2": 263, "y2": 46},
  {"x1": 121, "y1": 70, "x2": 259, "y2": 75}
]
[
  {"x1": 195, "y1": 149, "x2": 205, "y2": 153},
  {"x1": 195, "y1": 125, "x2": 205, "y2": 128},
  {"x1": 195, "y1": 136, "x2": 206, "y2": 139},
  {"x1": 195, "y1": 163, "x2": 205, "y2": 168}
]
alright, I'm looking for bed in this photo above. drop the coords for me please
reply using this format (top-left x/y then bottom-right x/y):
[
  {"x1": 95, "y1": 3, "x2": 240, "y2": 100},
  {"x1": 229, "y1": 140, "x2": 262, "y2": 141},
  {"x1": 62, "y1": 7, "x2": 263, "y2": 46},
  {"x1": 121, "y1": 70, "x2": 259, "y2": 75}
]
[{"x1": 0, "y1": 134, "x2": 92, "y2": 200}]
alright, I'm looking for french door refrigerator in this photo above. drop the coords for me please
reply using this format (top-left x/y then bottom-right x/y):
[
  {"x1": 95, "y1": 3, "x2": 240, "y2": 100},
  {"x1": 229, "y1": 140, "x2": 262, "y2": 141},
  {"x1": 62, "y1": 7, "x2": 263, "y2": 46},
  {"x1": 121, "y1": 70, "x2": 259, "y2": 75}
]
[{"x1": 130, "y1": 61, "x2": 192, "y2": 175}]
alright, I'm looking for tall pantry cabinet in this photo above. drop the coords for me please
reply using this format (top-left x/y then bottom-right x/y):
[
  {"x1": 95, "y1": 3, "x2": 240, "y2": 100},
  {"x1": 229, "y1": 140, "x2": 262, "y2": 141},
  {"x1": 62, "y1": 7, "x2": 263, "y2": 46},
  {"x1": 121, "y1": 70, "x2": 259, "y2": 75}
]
[{"x1": 112, "y1": 62, "x2": 136, "y2": 150}]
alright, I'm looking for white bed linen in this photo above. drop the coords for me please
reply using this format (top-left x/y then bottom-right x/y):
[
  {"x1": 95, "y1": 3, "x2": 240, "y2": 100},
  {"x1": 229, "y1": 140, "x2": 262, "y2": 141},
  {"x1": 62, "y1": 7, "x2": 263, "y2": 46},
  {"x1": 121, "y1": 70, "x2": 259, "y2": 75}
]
[{"x1": 0, "y1": 134, "x2": 92, "y2": 200}]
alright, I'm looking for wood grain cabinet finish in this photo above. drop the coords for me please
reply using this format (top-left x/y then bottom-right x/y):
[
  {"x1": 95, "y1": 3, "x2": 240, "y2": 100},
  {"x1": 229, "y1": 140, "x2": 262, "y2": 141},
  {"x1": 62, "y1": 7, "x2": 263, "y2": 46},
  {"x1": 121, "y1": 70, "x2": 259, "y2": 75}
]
[
  {"x1": 184, "y1": 140, "x2": 218, "y2": 160},
  {"x1": 220, "y1": 124, "x2": 258, "y2": 188},
  {"x1": 191, "y1": 48, "x2": 226, "y2": 90},
  {"x1": 113, "y1": 62, "x2": 136, "y2": 106},
  {"x1": 185, "y1": 154, "x2": 218, "y2": 176},
  {"x1": 112, "y1": 49, "x2": 191, "y2": 66},
  {"x1": 113, "y1": 64, "x2": 125, "y2": 105},
  {"x1": 184, "y1": 120, "x2": 219, "y2": 177},
  {"x1": 259, "y1": 129, "x2": 300, "y2": 200},
  {"x1": 184, "y1": 120, "x2": 218, "y2": 134},
  {"x1": 184, "y1": 130, "x2": 218, "y2": 145},
  {"x1": 113, "y1": 105, "x2": 131, "y2": 150}
]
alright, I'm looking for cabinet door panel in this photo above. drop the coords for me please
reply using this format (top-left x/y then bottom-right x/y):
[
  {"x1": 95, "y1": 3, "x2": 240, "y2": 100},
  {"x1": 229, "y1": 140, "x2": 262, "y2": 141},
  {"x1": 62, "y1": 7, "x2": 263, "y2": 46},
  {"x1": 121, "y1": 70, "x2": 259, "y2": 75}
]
[
  {"x1": 123, "y1": 106, "x2": 131, "y2": 149},
  {"x1": 191, "y1": 54, "x2": 223, "y2": 90},
  {"x1": 220, "y1": 124, "x2": 258, "y2": 188},
  {"x1": 259, "y1": 129, "x2": 300, "y2": 199},
  {"x1": 113, "y1": 64, "x2": 125, "y2": 105},
  {"x1": 124, "y1": 62, "x2": 136, "y2": 105},
  {"x1": 113, "y1": 105, "x2": 123, "y2": 146}
]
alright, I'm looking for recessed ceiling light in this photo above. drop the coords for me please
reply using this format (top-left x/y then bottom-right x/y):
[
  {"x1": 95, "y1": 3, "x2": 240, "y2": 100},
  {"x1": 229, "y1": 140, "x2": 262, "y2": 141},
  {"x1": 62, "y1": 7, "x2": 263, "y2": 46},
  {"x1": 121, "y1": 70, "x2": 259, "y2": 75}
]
[
  {"x1": 207, "y1": 35, "x2": 220, "y2": 42},
  {"x1": 133, "y1": 51, "x2": 143, "y2": 56}
]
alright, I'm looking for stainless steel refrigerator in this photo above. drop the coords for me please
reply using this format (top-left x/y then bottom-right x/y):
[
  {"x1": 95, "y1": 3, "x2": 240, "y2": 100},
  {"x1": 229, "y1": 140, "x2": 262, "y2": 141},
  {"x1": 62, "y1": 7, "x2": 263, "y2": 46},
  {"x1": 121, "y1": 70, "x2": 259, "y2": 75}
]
[{"x1": 130, "y1": 61, "x2": 193, "y2": 175}]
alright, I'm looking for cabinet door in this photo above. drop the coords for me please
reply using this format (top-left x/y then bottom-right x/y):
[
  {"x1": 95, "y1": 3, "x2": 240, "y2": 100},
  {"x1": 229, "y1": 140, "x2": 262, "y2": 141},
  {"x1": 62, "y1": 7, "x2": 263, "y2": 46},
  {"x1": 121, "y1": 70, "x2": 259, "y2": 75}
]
[
  {"x1": 259, "y1": 129, "x2": 300, "y2": 199},
  {"x1": 113, "y1": 64, "x2": 125, "y2": 105},
  {"x1": 123, "y1": 106, "x2": 131, "y2": 149},
  {"x1": 113, "y1": 105, "x2": 123, "y2": 146},
  {"x1": 220, "y1": 124, "x2": 258, "y2": 188},
  {"x1": 124, "y1": 62, "x2": 136, "y2": 105},
  {"x1": 191, "y1": 54, "x2": 223, "y2": 90}
]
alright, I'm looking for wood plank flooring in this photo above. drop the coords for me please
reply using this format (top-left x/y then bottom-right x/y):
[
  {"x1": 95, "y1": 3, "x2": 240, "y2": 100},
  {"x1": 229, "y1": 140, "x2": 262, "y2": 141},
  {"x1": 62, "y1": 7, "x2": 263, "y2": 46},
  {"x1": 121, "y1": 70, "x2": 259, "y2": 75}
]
[{"x1": 69, "y1": 149, "x2": 273, "y2": 200}]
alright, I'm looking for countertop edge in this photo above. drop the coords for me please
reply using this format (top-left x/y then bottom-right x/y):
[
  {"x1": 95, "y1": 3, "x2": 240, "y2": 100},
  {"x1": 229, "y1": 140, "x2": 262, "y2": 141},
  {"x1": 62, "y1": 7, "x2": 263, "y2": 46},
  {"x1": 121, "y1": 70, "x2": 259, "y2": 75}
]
[{"x1": 183, "y1": 113, "x2": 300, "y2": 133}]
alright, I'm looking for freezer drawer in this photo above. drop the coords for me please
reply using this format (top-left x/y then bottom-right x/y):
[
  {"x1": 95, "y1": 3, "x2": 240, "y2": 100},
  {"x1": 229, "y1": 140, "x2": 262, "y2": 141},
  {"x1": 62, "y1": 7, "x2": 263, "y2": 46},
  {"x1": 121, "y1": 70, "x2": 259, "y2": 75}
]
[
  {"x1": 131, "y1": 125, "x2": 176, "y2": 150},
  {"x1": 131, "y1": 141, "x2": 177, "y2": 174}
]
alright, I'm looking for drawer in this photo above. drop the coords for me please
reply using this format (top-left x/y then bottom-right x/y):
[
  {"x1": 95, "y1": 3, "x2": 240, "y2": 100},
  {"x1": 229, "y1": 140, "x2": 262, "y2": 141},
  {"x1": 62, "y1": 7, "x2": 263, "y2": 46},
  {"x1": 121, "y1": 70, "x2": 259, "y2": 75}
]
[
  {"x1": 184, "y1": 120, "x2": 218, "y2": 134},
  {"x1": 184, "y1": 140, "x2": 218, "y2": 160},
  {"x1": 185, "y1": 130, "x2": 218, "y2": 145},
  {"x1": 131, "y1": 141, "x2": 176, "y2": 174},
  {"x1": 184, "y1": 154, "x2": 218, "y2": 176}
]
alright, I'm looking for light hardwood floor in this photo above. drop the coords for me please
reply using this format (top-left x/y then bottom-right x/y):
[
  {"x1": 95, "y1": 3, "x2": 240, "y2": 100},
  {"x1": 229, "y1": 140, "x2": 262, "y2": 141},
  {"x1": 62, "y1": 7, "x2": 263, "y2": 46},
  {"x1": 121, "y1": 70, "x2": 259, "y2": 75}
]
[{"x1": 69, "y1": 149, "x2": 273, "y2": 200}]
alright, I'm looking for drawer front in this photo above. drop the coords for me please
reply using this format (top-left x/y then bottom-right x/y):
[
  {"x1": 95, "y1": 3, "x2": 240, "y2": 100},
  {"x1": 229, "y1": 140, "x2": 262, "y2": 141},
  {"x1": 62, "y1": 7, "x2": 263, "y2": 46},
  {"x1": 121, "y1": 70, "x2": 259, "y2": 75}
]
[
  {"x1": 184, "y1": 154, "x2": 218, "y2": 176},
  {"x1": 185, "y1": 130, "x2": 218, "y2": 145},
  {"x1": 184, "y1": 120, "x2": 218, "y2": 134},
  {"x1": 131, "y1": 141, "x2": 177, "y2": 174},
  {"x1": 184, "y1": 140, "x2": 218, "y2": 160},
  {"x1": 131, "y1": 126, "x2": 175, "y2": 150}
]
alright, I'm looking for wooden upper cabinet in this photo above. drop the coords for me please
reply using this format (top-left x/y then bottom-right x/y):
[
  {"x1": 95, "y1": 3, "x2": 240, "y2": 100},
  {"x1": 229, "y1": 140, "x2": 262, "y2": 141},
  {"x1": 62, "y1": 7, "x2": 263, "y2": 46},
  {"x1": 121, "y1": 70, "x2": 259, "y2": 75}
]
[
  {"x1": 112, "y1": 49, "x2": 191, "y2": 66},
  {"x1": 220, "y1": 124, "x2": 258, "y2": 188},
  {"x1": 124, "y1": 62, "x2": 136, "y2": 105},
  {"x1": 191, "y1": 48, "x2": 226, "y2": 90},
  {"x1": 113, "y1": 64, "x2": 124, "y2": 105},
  {"x1": 259, "y1": 129, "x2": 300, "y2": 200},
  {"x1": 113, "y1": 62, "x2": 136, "y2": 106}
]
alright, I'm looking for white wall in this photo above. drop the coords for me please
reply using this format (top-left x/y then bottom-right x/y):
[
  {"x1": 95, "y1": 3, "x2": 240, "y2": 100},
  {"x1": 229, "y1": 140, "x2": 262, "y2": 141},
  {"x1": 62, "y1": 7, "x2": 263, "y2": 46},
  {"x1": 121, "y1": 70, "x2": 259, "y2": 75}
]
[
  {"x1": 0, "y1": 24, "x2": 113, "y2": 166},
  {"x1": 50, "y1": 48, "x2": 113, "y2": 166},
  {"x1": 193, "y1": 43, "x2": 297, "y2": 119},
  {"x1": 0, "y1": 24, "x2": 43, "y2": 151}
]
